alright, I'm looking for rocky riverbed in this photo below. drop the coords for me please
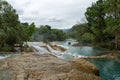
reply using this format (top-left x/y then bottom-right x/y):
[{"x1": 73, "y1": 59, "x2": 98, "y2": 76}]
[{"x1": 0, "y1": 52, "x2": 102, "y2": 80}]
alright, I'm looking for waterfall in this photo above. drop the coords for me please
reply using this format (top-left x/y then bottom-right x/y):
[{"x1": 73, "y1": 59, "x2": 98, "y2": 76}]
[
  {"x1": 28, "y1": 42, "x2": 64, "y2": 56},
  {"x1": 46, "y1": 45, "x2": 63, "y2": 56},
  {"x1": 32, "y1": 45, "x2": 49, "y2": 54}
]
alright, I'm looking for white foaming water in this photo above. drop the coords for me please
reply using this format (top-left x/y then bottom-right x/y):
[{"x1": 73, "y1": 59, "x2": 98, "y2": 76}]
[
  {"x1": 64, "y1": 51, "x2": 87, "y2": 58},
  {"x1": 58, "y1": 45, "x2": 69, "y2": 49},
  {"x1": 46, "y1": 45, "x2": 63, "y2": 56},
  {"x1": 28, "y1": 42, "x2": 87, "y2": 59},
  {"x1": 77, "y1": 54, "x2": 87, "y2": 58},
  {"x1": 0, "y1": 55, "x2": 10, "y2": 59},
  {"x1": 26, "y1": 42, "x2": 46, "y2": 47},
  {"x1": 32, "y1": 45, "x2": 49, "y2": 54},
  {"x1": 31, "y1": 44, "x2": 64, "y2": 56}
]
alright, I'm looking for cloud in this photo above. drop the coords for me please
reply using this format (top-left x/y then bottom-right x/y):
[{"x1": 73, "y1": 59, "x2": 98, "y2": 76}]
[
  {"x1": 47, "y1": 16, "x2": 63, "y2": 22},
  {"x1": 6, "y1": 0, "x2": 97, "y2": 29},
  {"x1": 17, "y1": 9, "x2": 24, "y2": 15}
]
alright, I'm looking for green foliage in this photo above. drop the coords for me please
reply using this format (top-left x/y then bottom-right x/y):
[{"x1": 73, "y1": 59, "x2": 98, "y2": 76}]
[
  {"x1": 33, "y1": 25, "x2": 67, "y2": 41},
  {"x1": 52, "y1": 29, "x2": 67, "y2": 41},
  {"x1": 85, "y1": 0, "x2": 106, "y2": 44},
  {"x1": 0, "y1": 0, "x2": 35, "y2": 51},
  {"x1": 21, "y1": 22, "x2": 35, "y2": 41},
  {"x1": 81, "y1": 33, "x2": 96, "y2": 41},
  {"x1": 28, "y1": 23, "x2": 35, "y2": 38},
  {"x1": 70, "y1": 23, "x2": 93, "y2": 42},
  {"x1": 72, "y1": 0, "x2": 120, "y2": 49},
  {"x1": 0, "y1": 0, "x2": 19, "y2": 51}
]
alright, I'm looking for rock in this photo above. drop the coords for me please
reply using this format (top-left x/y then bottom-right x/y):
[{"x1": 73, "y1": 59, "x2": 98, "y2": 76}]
[
  {"x1": 72, "y1": 58, "x2": 99, "y2": 76},
  {"x1": 45, "y1": 42, "x2": 67, "y2": 52},
  {"x1": 0, "y1": 53, "x2": 102, "y2": 80},
  {"x1": 51, "y1": 45, "x2": 67, "y2": 52},
  {"x1": 88, "y1": 53, "x2": 120, "y2": 59},
  {"x1": 0, "y1": 70, "x2": 13, "y2": 80}
]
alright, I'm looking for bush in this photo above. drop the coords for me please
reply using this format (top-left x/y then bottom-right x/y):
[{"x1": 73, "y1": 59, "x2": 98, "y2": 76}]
[
  {"x1": 99, "y1": 41, "x2": 115, "y2": 50},
  {"x1": 0, "y1": 44, "x2": 12, "y2": 52}
]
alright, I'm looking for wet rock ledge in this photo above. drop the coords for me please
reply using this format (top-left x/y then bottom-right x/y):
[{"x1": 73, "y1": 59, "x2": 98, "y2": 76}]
[{"x1": 0, "y1": 53, "x2": 102, "y2": 80}]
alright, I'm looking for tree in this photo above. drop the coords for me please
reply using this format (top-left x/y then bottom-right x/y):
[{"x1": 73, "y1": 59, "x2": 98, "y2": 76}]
[
  {"x1": 52, "y1": 29, "x2": 67, "y2": 41},
  {"x1": 85, "y1": 0, "x2": 106, "y2": 44},
  {"x1": 27, "y1": 22, "x2": 35, "y2": 40},
  {"x1": 20, "y1": 22, "x2": 35, "y2": 41},
  {"x1": 71, "y1": 23, "x2": 95, "y2": 45},
  {"x1": 104, "y1": 0, "x2": 120, "y2": 49},
  {"x1": 0, "y1": 0, "x2": 35, "y2": 51},
  {"x1": 72, "y1": 0, "x2": 120, "y2": 49},
  {"x1": 33, "y1": 25, "x2": 67, "y2": 41},
  {"x1": 0, "y1": 0, "x2": 20, "y2": 51}
]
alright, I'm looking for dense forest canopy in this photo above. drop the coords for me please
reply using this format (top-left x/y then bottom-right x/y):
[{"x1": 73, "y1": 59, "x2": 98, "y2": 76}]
[
  {"x1": 33, "y1": 25, "x2": 67, "y2": 42},
  {"x1": 70, "y1": 0, "x2": 120, "y2": 50}
]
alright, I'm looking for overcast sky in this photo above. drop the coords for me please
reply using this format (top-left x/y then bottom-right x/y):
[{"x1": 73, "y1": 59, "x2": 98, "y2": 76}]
[{"x1": 6, "y1": 0, "x2": 97, "y2": 29}]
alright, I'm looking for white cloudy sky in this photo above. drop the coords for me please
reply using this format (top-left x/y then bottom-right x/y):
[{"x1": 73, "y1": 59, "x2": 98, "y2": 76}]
[{"x1": 6, "y1": 0, "x2": 97, "y2": 29}]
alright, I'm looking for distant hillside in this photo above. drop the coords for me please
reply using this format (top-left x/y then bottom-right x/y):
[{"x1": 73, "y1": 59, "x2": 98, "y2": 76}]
[{"x1": 62, "y1": 28, "x2": 71, "y2": 33}]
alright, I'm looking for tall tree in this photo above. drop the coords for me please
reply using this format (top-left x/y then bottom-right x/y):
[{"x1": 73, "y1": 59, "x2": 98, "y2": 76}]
[
  {"x1": 104, "y1": 0, "x2": 120, "y2": 49},
  {"x1": 85, "y1": 0, "x2": 106, "y2": 44},
  {"x1": 0, "y1": 0, "x2": 20, "y2": 51},
  {"x1": 0, "y1": 0, "x2": 35, "y2": 51}
]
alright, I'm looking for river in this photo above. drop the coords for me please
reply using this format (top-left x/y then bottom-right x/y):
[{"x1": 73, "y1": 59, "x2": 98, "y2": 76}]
[
  {"x1": 59, "y1": 41, "x2": 120, "y2": 80},
  {"x1": 88, "y1": 57, "x2": 120, "y2": 80},
  {"x1": 0, "y1": 42, "x2": 120, "y2": 80},
  {"x1": 67, "y1": 47, "x2": 120, "y2": 80}
]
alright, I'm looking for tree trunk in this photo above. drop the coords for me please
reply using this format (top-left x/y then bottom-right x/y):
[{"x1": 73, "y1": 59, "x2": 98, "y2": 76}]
[{"x1": 115, "y1": 34, "x2": 118, "y2": 50}]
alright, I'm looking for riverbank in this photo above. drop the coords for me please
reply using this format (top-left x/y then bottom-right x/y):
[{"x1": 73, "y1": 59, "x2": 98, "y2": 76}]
[
  {"x1": 88, "y1": 53, "x2": 120, "y2": 59},
  {"x1": 0, "y1": 52, "x2": 102, "y2": 80},
  {"x1": 1, "y1": 42, "x2": 120, "y2": 80}
]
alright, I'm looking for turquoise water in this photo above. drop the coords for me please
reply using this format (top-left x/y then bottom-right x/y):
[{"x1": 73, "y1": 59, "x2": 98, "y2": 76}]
[
  {"x1": 88, "y1": 58, "x2": 120, "y2": 80},
  {"x1": 0, "y1": 42, "x2": 120, "y2": 80},
  {"x1": 59, "y1": 42, "x2": 120, "y2": 80},
  {"x1": 65, "y1": 46, "x2": 120, "y2": 80},
  {"x1": 66, "y1": 47, "x2": 120, "y2": 80},
  {"x1": 58, "y1": 41, "x2": 109, "y2": 56},
  {"x1": 66, "y1": 46, "x2": 109, "y2": 56}
]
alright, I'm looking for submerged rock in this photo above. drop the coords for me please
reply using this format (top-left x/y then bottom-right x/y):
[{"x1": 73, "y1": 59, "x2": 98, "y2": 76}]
[{"x1": 0, "y1": 53, "x2": 102, "y2": 80}]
